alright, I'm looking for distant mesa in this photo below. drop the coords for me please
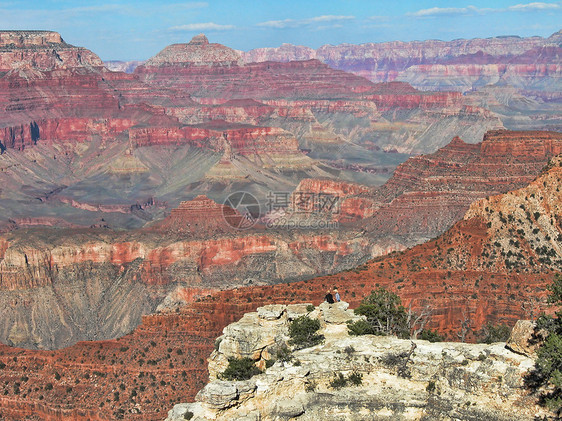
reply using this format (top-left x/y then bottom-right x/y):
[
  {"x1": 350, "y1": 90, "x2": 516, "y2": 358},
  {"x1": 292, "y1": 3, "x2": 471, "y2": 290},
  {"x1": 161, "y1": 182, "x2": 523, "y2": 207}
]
[
  {"x1": 0, "y1": 30, "x2": 64, "y2": 48},
  {"x1": 151, "y1": 195, "x2": 246, "y2": 234},
  {"x1": 143, "y1": 33, "x2": 242, "y2": 67},
  {"x1": 0, "y1": 30, "x2": 102, "y2": 71}
]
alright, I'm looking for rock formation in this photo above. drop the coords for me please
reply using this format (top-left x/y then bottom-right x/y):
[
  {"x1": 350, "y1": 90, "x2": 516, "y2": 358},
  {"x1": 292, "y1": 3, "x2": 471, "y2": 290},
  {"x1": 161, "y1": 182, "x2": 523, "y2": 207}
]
[
  {"x1": 288, "y1": 130, "x2": 562, "y2": 251},
  {"x1": 243, "y1": 31, "x2": 562, "y2": 93},
  {"x1": 167, "y1": 304, "x2": 548, "y2": 420},
  {"x1": 0, "y1": 30, "x2": 103, "y2": 71},
  {"x1": 144, "y1": 34, "x2": 242, "y2": 67},
  {"x1": 1, "y1": 130, "x2": 561, "y2": 350}
]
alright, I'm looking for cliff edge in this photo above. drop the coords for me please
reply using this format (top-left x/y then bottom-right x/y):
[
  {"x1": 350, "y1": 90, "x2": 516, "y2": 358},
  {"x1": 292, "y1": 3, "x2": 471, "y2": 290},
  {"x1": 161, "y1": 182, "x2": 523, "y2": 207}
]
[{"x1": 167, "y1": 303, "x2": 548, "y2": 421}]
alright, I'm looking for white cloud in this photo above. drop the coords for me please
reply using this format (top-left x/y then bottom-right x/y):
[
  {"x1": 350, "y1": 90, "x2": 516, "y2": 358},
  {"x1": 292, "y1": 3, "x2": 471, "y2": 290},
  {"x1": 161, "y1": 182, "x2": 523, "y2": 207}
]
[
  {"x1": 408, "y1": 5, "x2": 488, "y2": 17},
  {"x1": 409, "y1": 2, "x2": 561, "y2": 17},
  {"x1": 257, "y1": 19, "x2": 295, "y2": 29},
  {"x1": 257, "y1": 15, "x2": 355, "y2": 29},
  {"x1": 305, "y1": 15, "x2": 354, "y2": 23},
  {"x1": 508, "y1": 2, "x2": 561, "y2": 10},
  {"x1": 170, "y1": 22, "x2": 235, "y2": 31}
]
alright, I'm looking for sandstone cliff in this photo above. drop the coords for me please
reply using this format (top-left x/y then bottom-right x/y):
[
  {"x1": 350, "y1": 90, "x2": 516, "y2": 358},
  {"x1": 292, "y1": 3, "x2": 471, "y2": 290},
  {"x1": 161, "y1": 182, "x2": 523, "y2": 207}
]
[
  {"x1": 167, "y1": 304, "x2": 548, "y2": 421},
  {"x1": 0, "y1": 30, "x2": 102, "y2": 71},
  {"x1": 243, "y1": 31, "x2": 562, "y2": 93},
  {"x1": 288, "y1": 131, "x2": 562, "y2": 251}
]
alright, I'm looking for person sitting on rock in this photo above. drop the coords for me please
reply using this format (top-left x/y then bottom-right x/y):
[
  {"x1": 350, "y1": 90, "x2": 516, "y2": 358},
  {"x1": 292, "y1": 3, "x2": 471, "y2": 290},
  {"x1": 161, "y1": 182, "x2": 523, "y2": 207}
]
[
  {"x1": 333, "y1": 288, "x2": 341, "y2": 302},
  {"x1": 325, "y1": 290, "x2": 334, "y2": 304}
]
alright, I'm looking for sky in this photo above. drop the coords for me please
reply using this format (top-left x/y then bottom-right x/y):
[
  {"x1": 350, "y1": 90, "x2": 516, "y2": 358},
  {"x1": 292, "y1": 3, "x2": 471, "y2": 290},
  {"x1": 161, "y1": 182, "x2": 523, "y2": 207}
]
[{"x1": 0, "y1": 0, "x2": 560, "y2": 60}]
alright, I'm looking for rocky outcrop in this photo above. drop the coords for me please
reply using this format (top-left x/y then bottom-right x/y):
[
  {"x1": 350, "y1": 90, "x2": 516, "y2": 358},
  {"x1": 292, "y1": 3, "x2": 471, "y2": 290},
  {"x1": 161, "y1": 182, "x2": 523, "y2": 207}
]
[
  {"x1": 136, "y1": 58, "x2": 377, "y2": 100},
  {"x1": 167, "y1": 304, "x2": 548, "y2": 420},
  {"x1": 152, "y1": 195, "x2": 245, "y2": 234},
  {"x1": 364, "y1": 130, "x2": 562, "y2": 247},
  {"x1": 0, "y1": 30, "x2": 102, "y2": 71},
  {"x1": 506, "y1": 320, "x2": 547, "y2": 357},
  {"x1": 144, "y1": 34, "x2": 242, "y2": 67}
]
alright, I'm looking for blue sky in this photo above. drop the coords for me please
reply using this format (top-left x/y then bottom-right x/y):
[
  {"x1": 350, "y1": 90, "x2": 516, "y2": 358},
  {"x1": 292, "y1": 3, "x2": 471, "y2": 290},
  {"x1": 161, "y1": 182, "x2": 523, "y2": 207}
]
[{"x1": 0, "y1": 0, "x2": 560, "y2": 60}]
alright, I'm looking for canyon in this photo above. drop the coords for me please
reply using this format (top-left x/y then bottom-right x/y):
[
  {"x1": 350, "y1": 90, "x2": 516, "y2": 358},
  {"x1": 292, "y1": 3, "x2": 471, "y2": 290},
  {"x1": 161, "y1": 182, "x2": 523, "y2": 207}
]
[
  {"x1": 1, "y1": 139, "x2": 562, "y2": 418},
  {"x1": 242, "y1": 31, "x2": 562, "y2": 94},
  {"x1": 0, "y1": 28, "x2": 560, "y2": 420},
  {"x1": 1, "y1": 129, "x2": 560, "y2": 351}
]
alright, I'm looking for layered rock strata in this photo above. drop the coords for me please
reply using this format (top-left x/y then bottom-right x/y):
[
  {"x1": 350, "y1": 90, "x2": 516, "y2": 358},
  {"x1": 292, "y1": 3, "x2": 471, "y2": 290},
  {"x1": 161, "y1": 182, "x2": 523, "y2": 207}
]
[{"x1": 167, "y1": 304, "x2": 547, "y2": 421}]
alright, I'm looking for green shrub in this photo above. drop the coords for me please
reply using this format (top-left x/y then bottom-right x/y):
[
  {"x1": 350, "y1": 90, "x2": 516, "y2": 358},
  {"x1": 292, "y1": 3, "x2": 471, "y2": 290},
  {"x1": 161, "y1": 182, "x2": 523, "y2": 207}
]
[
  {"x1": 350, "y1": 288, "x2": 409, "y2": 338},
  {"x1": 348, "y1": 371, "x2": 363, "y2": 386},
  {"x1": 419, "y1": 329, "x2": 444, "y2": 343},
  {"x1": 220, "y1": 357, "x2": 262, "y2": 381},
  {"x1": 306, "y1": 304, "x2": 315, "y2": 312},
  {"x1": 329, "y1": 372, "x2": 347, "y2": 389},
  {"x1": 525, "y1": 274, "x2": 562, "y2": 415},
  {"x1": 289, "y1": 316, "x2": 324, "y2": 350},
  {"x1": 347, "y1": 319, "x2": 374, "y2": 336}
]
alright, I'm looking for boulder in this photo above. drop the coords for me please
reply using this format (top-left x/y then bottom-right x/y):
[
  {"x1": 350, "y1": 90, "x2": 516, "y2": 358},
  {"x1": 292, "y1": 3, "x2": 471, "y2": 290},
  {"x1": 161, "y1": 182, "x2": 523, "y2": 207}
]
[
  {"x1": 258, "y1": 304, "x2": 286, "y2": 320},
  {"x1": 196, "y1": 381, "x2": 238, "y2": 409},
  {"x1": 274, "y1": 399, "x2": 305, "y2": 418},
  {"x1": 319, "y1": 301, "x2": 355, "y2": 324},
  {"x1": 287, "y1": 303, "x2": 313, "y2": 320},
  {"x1": 506, "y1": 319, "x2": 547, "y2": 357}
]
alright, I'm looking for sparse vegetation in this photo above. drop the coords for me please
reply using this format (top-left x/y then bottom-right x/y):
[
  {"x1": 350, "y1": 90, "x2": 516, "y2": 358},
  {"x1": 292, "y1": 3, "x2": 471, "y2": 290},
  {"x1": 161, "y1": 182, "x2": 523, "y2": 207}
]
[
  {"x1": 344, "y1": 345, "x2": 356, "y2": 356},
  {"x1": 526, "y1": 274, "x2": 562, "y2": 416},
  {"x1": 220, "y1": 357, "x2": 262, "y2": 381},
  {"x1": 288, "y1": 316, "x2": 324, "y2": 350},
  {"x1": 419, "y1": 329, "x2": 444, "y2": 343},
  {"x1": 329, "y1": 372, "x2": 348, "y2": 389},
  {"x1": 425, "y1": 380, "x2": 436, "y2": 394},
  {"x1": 348, "y1": 288, "x2": 409, "y2": 338},
  {"x1": 478, "y1": 323, "x2": 511, "y2": 344},
  {"x1": 305, "y1": 379, "x2": 317, "y2": 392},
  {"x1": 329, "y1": 371, "x2": 363, "y2": 389},
  {"x1": 275, "y1": 344, "x2": 294, "y2": 362}
]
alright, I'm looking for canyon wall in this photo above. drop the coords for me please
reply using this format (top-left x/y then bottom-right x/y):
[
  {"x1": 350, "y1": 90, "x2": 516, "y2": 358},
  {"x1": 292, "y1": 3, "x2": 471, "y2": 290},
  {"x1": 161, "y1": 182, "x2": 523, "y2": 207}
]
[
  {"x1": 0, "y1": 30, "x2": 102, "y2": 71},
  {"x1": 243, "y1": 31, "x2": 562, "y2": 93}
]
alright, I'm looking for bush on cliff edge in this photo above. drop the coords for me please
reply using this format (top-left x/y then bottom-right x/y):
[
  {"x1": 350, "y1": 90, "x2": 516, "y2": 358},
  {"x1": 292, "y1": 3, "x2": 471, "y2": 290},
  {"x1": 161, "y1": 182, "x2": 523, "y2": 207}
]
[
  {"x1": 289, "y1": 316, "x2": 324, "y2": 350},
  {"x1": 526, "y1": 274, "x2": 562, "y2": 416},
  {"x1": 220, "y1": 357, "x2": 262, "y2": 381},
  {"x1": 348, "y1": 288, "x2": 409, "y2": 339}
]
